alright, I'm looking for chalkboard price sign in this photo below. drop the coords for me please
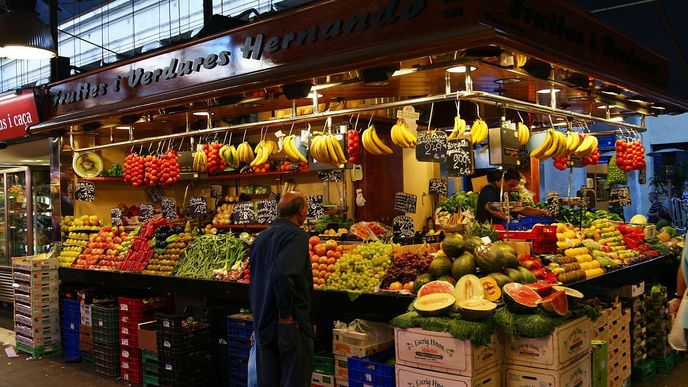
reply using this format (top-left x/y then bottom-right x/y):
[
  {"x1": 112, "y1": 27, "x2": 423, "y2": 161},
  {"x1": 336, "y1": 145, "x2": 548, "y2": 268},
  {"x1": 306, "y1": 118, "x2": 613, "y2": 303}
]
[
  {"x1": 394, "y1": 192, "x2": 417, "y2": 214},
  {"x1": 318, "y1": 169, "x2": 344, "y2": 182},
  {"x1": 110, "y1": 208, "x2": 123, "y2": 226},
  {"x1": 429, "y1": 178, "x2": 448, "y2": 196},
  {"x1": 146, "y1": 186, "x2": 165, "y2": 203},
  {"x1": 610, "y1": 187, "x2": 631, "y2": 206},
  {"x1": 393, "y1": 215, "x2": 415, "y2": 240},
  {"x1": 306, "y1": 195, "x2": 324, "y2": 220},
  {"x1": 139, "y1": 204, "x2": 154, "y2": 223},
  {"x1": 210, "y1": 185, "x2": 223, "y2": 199},
  {"x1": 446, "y1": 139, "x2": 473, "y2": 177},
  {"x1": 415, "y1": 131, "x2": 448, "y2": 162},
  {"x1": 161, "y1": 197, "x2": 177, "y2": 219},
  {"x1": 256, "y1": 200, "x2": 278, "y2": 224},
  {"x1": 75, "y1": 181, "x2": 95, "y2": 202},
  {"x1": 188, "y1": 196, "x2": 207, "y2": 218},
  {"x1": 232, "y1": 201, "x2": 256, "y2": 224}
]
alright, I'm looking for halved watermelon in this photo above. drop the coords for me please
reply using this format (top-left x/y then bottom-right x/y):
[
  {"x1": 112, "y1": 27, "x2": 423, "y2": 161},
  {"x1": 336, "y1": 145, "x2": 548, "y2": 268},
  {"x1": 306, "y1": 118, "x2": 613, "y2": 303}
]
[
  {"x1": 414, "y1": 293, "x2": 456, "y2": 317},
  {"x1": 503, "y1": 283, "x2": 542, "y2": 314},
  {"x1": 525, "y1": 283, "x2": 554, "y2": 297},
  {"x1": 552, "y1": 285, "x2": 584, "y2": 299},
  {"x1": 537, "y1": 290, "x2": 569, "y2": 317},
  {"x1": 417, "y1": 280, "x2": 455, "y2": 298}
]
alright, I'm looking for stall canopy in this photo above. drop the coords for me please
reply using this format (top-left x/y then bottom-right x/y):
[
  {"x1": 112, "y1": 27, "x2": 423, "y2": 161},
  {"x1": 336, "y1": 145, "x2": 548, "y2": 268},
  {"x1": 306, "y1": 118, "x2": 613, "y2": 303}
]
[{"x1": 28, "y1": 0, "x2": 688, "y2": 138}]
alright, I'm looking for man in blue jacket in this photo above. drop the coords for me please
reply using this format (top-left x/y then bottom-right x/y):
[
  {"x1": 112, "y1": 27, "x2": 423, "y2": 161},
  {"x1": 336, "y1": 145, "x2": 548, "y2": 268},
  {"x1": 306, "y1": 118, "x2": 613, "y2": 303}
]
[{"x1": 250, "y1": 191, "x2": 313, "y2": 387}]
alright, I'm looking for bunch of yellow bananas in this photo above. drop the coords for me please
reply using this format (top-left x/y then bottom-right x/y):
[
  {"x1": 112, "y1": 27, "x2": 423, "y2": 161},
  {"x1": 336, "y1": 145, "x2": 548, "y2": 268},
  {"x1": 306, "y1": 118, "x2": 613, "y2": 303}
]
[
  {"x1": 573, "y1": 134, "x2": 599, "y2": 158},
  {"x1": 236, "y1": 141, "x2": 255, "y2": 164},
  {"x1": 361, "y1": 125, "x2": 393, "y2": 156},
  {"x1": 192, "y1": 145, "x2": 207, "y2": 172},
  {"x1": 531, "y1": 130, "x2": 599, "y2": 160},
  {"x1": 469, "y1": 119, "x2": 488, "y2": 144},
  {"x1": 250, "y1": 140, "x2": 278, "y2": 167},
  {"x1": 283, "y1": 135, "x2": 308, "y2": 163},
  {"x1": 390, "y1": 119, "x2": 417, "y2": 148},
  {"x1": 219, "y1": 144, "x2": 239, "y2": 170},
  {"x1": 517, "y1": 122, "x2": 530, "y2": 146},
  {"x1": 447, "y1": 116, "x2": 466, "y2": 141},
  {"x1": 310, "y1": 134, "x2": 347, "y2": 166}
]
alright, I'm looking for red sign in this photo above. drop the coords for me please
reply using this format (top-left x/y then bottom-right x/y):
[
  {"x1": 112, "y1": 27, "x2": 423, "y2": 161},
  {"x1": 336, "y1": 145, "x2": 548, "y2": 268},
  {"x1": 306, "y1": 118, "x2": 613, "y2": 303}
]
[{"x1": 0, "y1": 90, "x2": 39, "y2": 141}]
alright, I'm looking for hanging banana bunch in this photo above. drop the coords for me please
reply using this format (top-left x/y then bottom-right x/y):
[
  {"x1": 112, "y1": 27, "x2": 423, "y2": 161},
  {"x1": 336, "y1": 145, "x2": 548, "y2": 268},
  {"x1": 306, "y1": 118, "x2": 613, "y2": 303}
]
[
  {"x1": 361, "y1": 125, "x2": 393, "y2": 156},
  {"x1": 283, "y1": 134, "x2": 308, "y2": 163},
  {"x1": 310, "y1": 132, "x2": 348, "y2": 165},
  {"x1": 390, "y1": 119, "x2": 417, "y2": 148}
]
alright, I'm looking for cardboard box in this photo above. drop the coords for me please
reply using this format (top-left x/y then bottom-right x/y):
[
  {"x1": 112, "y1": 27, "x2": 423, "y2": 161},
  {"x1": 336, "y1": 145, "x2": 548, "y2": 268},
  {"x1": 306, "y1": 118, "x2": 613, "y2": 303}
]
[
  {"x1": 138, "y1": 321, "x2": 157, "y2": 354},
  {"x1": 312, "y1": 372, "x2": 335, "y2": 387},
  {"x1": 503, "y1": 317, "x2": 591, "y2": 370},
  {"x1": 335, "y1": 378, "x2": 348, "y2": 387},
  {"x1": 334, "y1": 355, "x2": 348, "y2": 380},
  {"x1": 395, "y1": 364, "x2": 501, "y2": 387},
  {"x1": 503, "y1": 241, "x2": 532, "y2": 257},
  {"x1": 394, "y1": 328, "x2": 500, "y2": 376},
  {"x1": 504, "y1": 352, "x2": 591, "y2": 387},
  {"x1": 591, "y1": 340, "x2": 608, "y2": 387},
  {"x1": 618, "y1": 282, "x2": 645, "y2": 298},
  {"x1": 333, "y1": 339, "x2": 393, "y2": 358}
]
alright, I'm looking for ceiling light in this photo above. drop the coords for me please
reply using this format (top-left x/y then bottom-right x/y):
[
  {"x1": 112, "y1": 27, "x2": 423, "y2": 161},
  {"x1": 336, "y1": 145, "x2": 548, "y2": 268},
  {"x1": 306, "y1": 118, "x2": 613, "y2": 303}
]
[
  {"x1": 193, "y1": 112, "x2": 212, "y2": 116},
  {"x1": 600, "y1": 86, "x2": 622, "y2": 96},
  {"x1": 115, "y1": 126, "x2": 131, "y2": 130},
  {"x1": 627, "y1": 95, "x2": 647, "y2": 103},
  {"x1": 307, "y1": 92, "x2": 324, "y2": 99},
  {"x1": 446, "y1": 65, "x2": 477, "y2": 73},
  {"x1": 596, "y1": 104, "x2": 617, "y2": 109},
  {"x1": 494, "y1": 78, "x2": 523, "y2": 84},
  {"x1": 608, "y1": 116, "x2": 624, "y2": 122},
  {"x1": 0, "y1": 9, "x2": 57, "y2": 60},
  {"x1": 651, "y1": 105, "x2": 666, "y2": 111},
  {"x1": 568, "y1": 95, "x2": 596, "y2": 102},
  {"x1": 392, "y1": 68, "x2": 418, "y2": 77},
  {"x1": 536, "y1": 88, "x2": 561, "y2": 94}
]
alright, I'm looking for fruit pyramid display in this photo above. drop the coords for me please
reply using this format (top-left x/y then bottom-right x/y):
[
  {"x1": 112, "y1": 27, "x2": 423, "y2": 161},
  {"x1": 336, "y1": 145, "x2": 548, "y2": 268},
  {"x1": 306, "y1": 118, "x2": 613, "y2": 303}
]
[
  {"x1": 64, "y1": 215, "x2": 103, "y2": 231},
  {"x1": 325, "y1": 242, "x2": 393, "y2": 292},
  {"x1": 91, "y1": 226, "x2": 128, "y2": 270},
  {"x1": 587, "y1": 219, "x2": 641, "y2": 264},
  {"x1": 212, "y1": 203, "x2": 236, "y2": 226},
  {"x1": 144, "y1": 223, "x2": 193, "y2": 276},
  {"x1": 59, "y1": 231, "x2": 90, "y2": 267},
  {"x1": 381, "y1": 248, "x2": 434, "y2": 292},
  {"x1": 309, "y1": 237, "x2": 343, "y2": 288}
]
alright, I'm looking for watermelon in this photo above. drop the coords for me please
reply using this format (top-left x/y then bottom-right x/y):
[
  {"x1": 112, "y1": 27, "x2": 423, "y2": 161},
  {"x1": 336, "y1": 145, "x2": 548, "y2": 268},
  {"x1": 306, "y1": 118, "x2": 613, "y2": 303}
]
[
  {"x1": 503, "y1": 283, "x2": 542, "y2": 314},
  {"x1": 526, "y1": 283, "x2": 554, "y2": 297},
  {"x1": 454, "y1": 274, "x2": 484, "y2": 302},
  {"x1": 451, "y1": 252, "x2": 476, "y2": 279},
  {"x1": 414, "y1": 293, "x2": 456, "y2": 317},
  {"x1": 517, "y1": 267, "x2": 537, "y2": 284},
  {"x1": 537, "y1": 290, "x2": 569, "y2": 316},
  {"x1": 487, "y1": 273, "x2": 512, "y2": 289},
  {"x1": 417, "y1": 280, "x2": 455, "y2": 298},
  {"x1": 456, "y1": 299, "x2": 497, "y2": 321},
  {"x1": 438, "y1": 275, "x2": 457, "y2": 286},
  {"x1": 429, "y1": 256, "x2": 452, "y2": 278},
  {"x1": 412, "y1": 273, "x2": 432, "y2": 293},
  {"x1": 441, "y1": 235, "x2": 468, "y2": 258},
  {"x1": 505, "y1": 268, "x2": 523, "y2": 283}
]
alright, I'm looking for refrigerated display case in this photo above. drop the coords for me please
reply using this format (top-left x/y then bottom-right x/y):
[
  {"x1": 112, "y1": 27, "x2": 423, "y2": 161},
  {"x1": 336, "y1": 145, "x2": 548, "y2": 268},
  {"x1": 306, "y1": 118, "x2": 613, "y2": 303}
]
[{"x1": 0, "y1": 167, "x2": 51, "y2": 303}]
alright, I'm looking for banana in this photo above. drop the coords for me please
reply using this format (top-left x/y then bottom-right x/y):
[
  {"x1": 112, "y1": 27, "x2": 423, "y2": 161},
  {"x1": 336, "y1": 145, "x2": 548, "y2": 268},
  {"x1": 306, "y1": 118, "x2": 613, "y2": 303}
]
[
  {"x1": 565, "y1": 132, "x2": 578, "y2": 153},
  {"x1": 531, "y1": 130, "x2": 553, "y2": 159},
  {"x1": 399, "y1": 125, "x2": 417, "y2": 148},
  {"x1": 391, "y1": 119, "x2": 417, "y2": 148},
  {"x1": 310, "y1": 135, "x2": 327, "y2": 162},
  {"x1": 553, "y1": 131, "x2": 569, "y2": 158},
  {"x1": 362, "y1": 126, "x2": 383, "y2": 156},
  {"x1": 237, "y1": 141, "x2": 254, "y2": 164},
  {"x1": 469, "y1": 119, "x2": 488, "y2": 144},
  {"x1": 517, "y1": 122, "x2": 530, "y2": 145},
  {"x1": 330, "y1": 135, "x2": 347, "y2": 163},
  {"x1": 369, "y1": 125, "x2": 393, "y2": 154},
  {"x1": 575, "y1": 135, "x2": 595, "y2": 157},
  {"x1": 284, "y1": 135, "x2": 307, "y2": 163},
  {"x1": 541, "y1": 129, "x2": 561, "y2": 159},
  {"x1": 447, "y1": 116, "x2": 467, "y2": 141},
  {"x1": 193, "y1": 145, "x2": 207, "y2": 172}
]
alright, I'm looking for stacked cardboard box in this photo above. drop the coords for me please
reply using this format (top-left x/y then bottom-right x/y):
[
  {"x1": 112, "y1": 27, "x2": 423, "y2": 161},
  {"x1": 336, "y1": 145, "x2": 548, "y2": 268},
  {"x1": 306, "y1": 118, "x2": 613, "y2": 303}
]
[
  {"x1": 394, "y1": 328, "x2": 501, "y2": 386},
  {"x1": 592, "y1": 303, "x2": 632, "y2": 386},
  {"x1": 645, "y1": 285, "x2": 676, "y2": 374},
  {"x1": 333, "y1": 321, "x2": 394, "y2": 387}
]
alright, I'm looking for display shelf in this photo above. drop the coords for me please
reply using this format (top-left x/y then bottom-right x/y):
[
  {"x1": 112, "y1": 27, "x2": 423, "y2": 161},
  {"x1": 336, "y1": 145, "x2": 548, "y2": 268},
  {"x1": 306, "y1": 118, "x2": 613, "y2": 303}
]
[
  {"x1": 81, "y1": 169, "x2": 318, "y2": 183},
  {"x1": 214, "y1": 224, "x2": 269, "y2": 230},
  {"x1": 80, "y1": 177, "x2": 124, "y2": 182}
]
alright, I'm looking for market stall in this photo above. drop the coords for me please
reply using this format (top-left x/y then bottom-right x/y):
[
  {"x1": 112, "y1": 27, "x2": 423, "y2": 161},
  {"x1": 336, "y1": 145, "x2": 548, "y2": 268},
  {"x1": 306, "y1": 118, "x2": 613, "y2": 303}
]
[{"x1": 14, "y1": 0, "x2": 688, "y2": 386}]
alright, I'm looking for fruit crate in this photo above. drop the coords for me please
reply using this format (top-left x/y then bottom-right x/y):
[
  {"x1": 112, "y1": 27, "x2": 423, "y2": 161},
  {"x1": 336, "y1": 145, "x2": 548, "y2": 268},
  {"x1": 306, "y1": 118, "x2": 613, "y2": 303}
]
[
  {"x1": 654, "y1": 351, "x2": 679, "y2": 375},
  {"x1": 495, "y1": 224, "x2": 557, "y2": 240},
  {"x1": 142, "y1": 349, "x2": 158, "y2": 364},
  {"x1": 156, "y1": 312, "x2": 211, "y2": 335},
  {"x1": 93, "y1": 324, "x2": 119, "y2": 344},
  {"x1": 228, "y1": 356, "x2": 249, "y2": 381},
  {"x1": 15, "y1": 342, "x2": 62, "y2": 358},
  {"x1": 13, "y1": 269, "x2": 59, "y2": 283},
  {"x1": 121, "y1": 354, "x2": 143, "y2": 384},
  {"x1": 15, "y1": 312, "x2": 60, "y2": 327},
  {"x1": 14, "y1": 322, "x2": 59, "y2": 338},
  {"x1": 15, "y1": 302, "x2": 59, "y2": 319},
  {"x1": 632, "y1": 359, "x2": 656, "y2": 382},
  {"x1": 118, "y1": 296, "x2": 173, "y2": 317},
  {"x1": 16, "y1": 333, "x2": 61, "y2": 348},
  {"x1": 11, "y1": 255, "x2": 59, "y2": 272},
  {"x1": 91, "y1": 304, "x2": 118, "y2": 326},
  {"x1": 347, "y1": 348, "x2": 395, "y2": 387},
  {"x1": 143, "y1": 373, "x2": 159, "y2": 387},
  {"x1": 15, "y1": 291, "x2": 58, "y2": 306},
  {"x1": 121, "y1": 345, "x2": 142, "y2": 363},
  {"x1": 156, "y1": 325, "x2": 212, "y2": 353},
  {"x1": 314, "y1": 353, "x2": 336, "y2": 375},
  {"x1": 227, "y1": 314, "x2": 254, "y2": 340},
  {"x1": 61, "y1": 299, "x2": 81, "y2": 320},
  {"x1": 93, "y1": 341, "x2": 120, "y2": 362},
  {"x1": 228, "y1": 340, "x2": 251, "y2": 360},
  {"x1": 13, "y1": 280, "x2": 60, "y2": 295},
  {"x1": 501, "y1": 216, "x2": 555, "y2": 231},
  {"x1": 159, "y1": 363, "x2": 214, "y2": 387},
  {"x1": 95, "y1": 362, "x2": 120, "y2": 377},
  {"x1": 64, "y1": 330, "x2": 81, "y2": 361},
  {"x1": 120, "y1": 326, "x2": 141, "y2": 348},
  {"x1": 81, "y1": 350, "x2": 93, "y2": 364}
]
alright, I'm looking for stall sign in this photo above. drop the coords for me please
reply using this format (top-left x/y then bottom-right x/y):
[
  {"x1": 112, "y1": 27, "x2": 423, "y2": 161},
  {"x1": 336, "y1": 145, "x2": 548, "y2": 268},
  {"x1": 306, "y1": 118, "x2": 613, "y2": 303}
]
[
  {"x1": 394, "y1": 192, "x2": 417, "y2": 214},
  {"x1": 75, "y1": 181, "x2": 95, "y2": 202},
  {"x1": 546, "y1": 192, "x2": 560, "y2": 217},
  {"x1": 416, "y1": 131, "x2": 447, "y2": 162},
  {"x1": 139, "y1": 204, "x2": 154, "y2": 223},
  {"x1": 306, "y1": 195, "x2": 324, "y2": 220},
  {"x1": 256, "y1": 200, "x2": 278, "y2": 224},
  {"x1": 393, "y1": 215, "x2": 415, "y2": 240},
  {"x1": 445, "y1": 139, "x2": 473, "y2": 177},
  {"x1": 232, "y1": 202, "x2": 256, "y2": 224},
  {"x1": 146, "y1": 186, "x2": 165, "y2": 203},
  {"x1": 0, "y1": 90, "x2": 39, "y2": 141},
  {"x1": 210, "y1": 185, "x2": 223, "y2": 199},
  {"x1": 161, "y1": 197, "x2": 177, "y2": 219},
  {"x1": 110, "y1": 208, "x2": 123, "y2": 226},
  {"x1": 318, "y1": 169, "x2": 343, "y2": 182},
  {"x1": 429, "y1": 178, "x2": 448, "y2": 196},
  {"x1": 188, "y1": 196, "x2": 207, "y2": 218}
]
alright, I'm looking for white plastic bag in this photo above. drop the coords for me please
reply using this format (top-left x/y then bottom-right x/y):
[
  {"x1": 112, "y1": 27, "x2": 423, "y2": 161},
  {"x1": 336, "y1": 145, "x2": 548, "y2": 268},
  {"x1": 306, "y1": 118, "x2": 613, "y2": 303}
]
[
  {"x1": 669, "y1": 289, "x2": 688, "y2": 351},
  {"x1": 248, "y1": 342, "x2": 257, "y2": 387}
]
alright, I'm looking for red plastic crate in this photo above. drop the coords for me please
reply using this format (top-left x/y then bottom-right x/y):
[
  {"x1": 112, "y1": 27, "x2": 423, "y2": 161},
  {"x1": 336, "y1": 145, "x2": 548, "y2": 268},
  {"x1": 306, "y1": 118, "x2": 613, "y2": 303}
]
[
  {"x1": 495, "y1": 225, "x2": 557, "y2": 241},
  {"x1": 119, "y1": 330, "x2": 140, "y2": 348},
  {"x1": 120, "y1": 350, "x2": 142, "y2": 384},
  {"x1": 120, "y1": 346, "x2": 141, "y2": 362},
  {"x1": 121, "y1": 367, "x2": 143, "y2": 384},
  {"x1": 118, "y1": 297, "x2": 172, "y2": 315},
  {"x1": 119, "y1": 320, "x2": 140, "y2": 337}
]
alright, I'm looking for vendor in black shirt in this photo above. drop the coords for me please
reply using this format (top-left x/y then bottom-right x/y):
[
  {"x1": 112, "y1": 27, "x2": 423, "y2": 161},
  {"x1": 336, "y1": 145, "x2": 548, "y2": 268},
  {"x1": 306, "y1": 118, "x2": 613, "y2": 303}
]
[{"x1": 475, "y1": 168, "x2": 549, "y2": 223}]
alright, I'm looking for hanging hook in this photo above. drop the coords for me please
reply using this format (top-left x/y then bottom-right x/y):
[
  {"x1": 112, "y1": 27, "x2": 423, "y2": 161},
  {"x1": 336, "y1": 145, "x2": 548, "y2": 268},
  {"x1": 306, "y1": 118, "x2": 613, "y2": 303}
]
[
  {"x1": 223, "y1": 131, "x2": 229, "y2": 145},
  {"x1": 242, "y1": 129, "x2": 247, "y2": 143},
  {"x1": 367, "y1": 113, "x2": 374, "y2": 128},
  {"x1": 455, "y1": 98, "x2": 461, "y2": 116},
  {"x1": 474, "y1": 102, "x2": 481, "y2": 119},
  {"x1": 228, "y1": 131, "x2": 233, "y2": 145},
  {"x1": 288, "y1": 122, "x2": 295, "y2": 136},
  {"x1": 428, "y1": 102, "x2": 435, "y2": 131},
  {"x1": 547, "y1": 115, "x2": 555, "y2": 128},
  {"x1": 517, "y1": 110, "x2": 524, "y2": 123},
  {"x1": 354, "y1": 113, "x2": 360, "y2": 130}
]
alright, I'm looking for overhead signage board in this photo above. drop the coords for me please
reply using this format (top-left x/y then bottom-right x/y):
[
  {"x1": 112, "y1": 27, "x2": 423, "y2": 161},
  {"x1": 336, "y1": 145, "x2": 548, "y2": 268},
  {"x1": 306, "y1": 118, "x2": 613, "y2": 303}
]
[{"x1": 0, "y1": 90, "x2": 40, "y2": 141}]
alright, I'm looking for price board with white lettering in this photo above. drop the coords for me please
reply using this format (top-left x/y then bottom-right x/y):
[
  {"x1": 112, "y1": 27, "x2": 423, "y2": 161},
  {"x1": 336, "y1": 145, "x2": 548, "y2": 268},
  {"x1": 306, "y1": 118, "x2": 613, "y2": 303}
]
[
  {"x1": 610, "y1": 187, "x2": 631, "y2": 206},
  {"x1": 256, "y1": 200, "x2": 278, "y2": 224},
  {"x1": 415, "y1": 131, "x2": 448, "y2": 162},
  {"x1": 210, "y1": 185, "x2": 223, "y2": 199},
  {"x1": 161, "y1": 197, "x2": 177, "y2": 219},
  {"x1": 546, "y1": 192, "x2": 560, "y2": 217},
  {"x1": 75, "y1": 181, "x2": 95, "y2": 202},
  {"x1": 139, "y1": 204, "x2": 154, "y2": 223},
  {"x1": 394, "y1": 192, "x2": 417, "y2": 214},
  {"x1": 232, "y1": 202, "x2": 256, "y2": 224},
  {"x1": 110, "y1": 208, "x2": 123, "y2": 226},
  {"x1": 445, "y1": 139, "x2": 473, "y2": 177},
  {"x1": 429, "y1": 178, "x2": 448, "y2": 196},
  {"x1": 318, "y1": 169, "x2": 344, "y2": 182},
  {"x1": 306, "y1": 195, "x2": 324, "y2": 220},
  {"x1": 393, "y1": 215, "x2": 415, "y2": 240},
  {"x1": 146, "y1": 186, "x2": 165, "y2": 203},
  {"x1": 188, "y1": 196, "x2": 207, "y2": 218}
]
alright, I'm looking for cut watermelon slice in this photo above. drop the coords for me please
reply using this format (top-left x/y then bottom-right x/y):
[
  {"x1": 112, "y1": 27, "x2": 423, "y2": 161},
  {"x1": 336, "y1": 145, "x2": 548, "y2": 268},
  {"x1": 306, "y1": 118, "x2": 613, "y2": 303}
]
[
  {"x1": 503, "y1": 283, "x2": 541, "y2": 314},
  {"x1": 525, "y1": 283, "x2": 554, "y2": 297},
  {"x1": 417, "y1": 280, "x2": 455, "y2": 298},
  {"x1": 537, "y1": 290, "x2": 569, "y2": 317}
]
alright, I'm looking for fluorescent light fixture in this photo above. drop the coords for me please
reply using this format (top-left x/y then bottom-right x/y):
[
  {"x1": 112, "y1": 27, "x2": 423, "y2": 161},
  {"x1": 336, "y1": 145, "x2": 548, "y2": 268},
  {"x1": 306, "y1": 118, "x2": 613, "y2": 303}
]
[
  {"x1": 392, "y1": 68, "x2": 418, "y2": 77},
  {"x1": 193, "y1": 111, "x2": 212, "y2": 116},
  {"x1": 651, "y1": 105, "x2": 666, "y2": 110},
  {"x1": 627, "y1": 95, "x2": 647, "y2": 103},
  {"x1": 608, "y1": 116, "x2": 624, "y2": 122},
  {"x1": 536, "y1": 88, "x2": 561, "y2": 94},
  {"x1": 596, "y1": 104, "x2": 617, "y2": 109},
  {"x1": 600, "y1": 86, "x2": 622, "y2": 96},
  {"x1": 494, "y1": 78, "x2": 523, "y2": 84},
  {"x1": 446, "y1": 65, "x2": 477, "y2": 73},
  {"x1": 115, "y1": 126, "x2": 131, "y2": 130},
  {"x1": 307, "y1": 92, "x2": 324, "y2": 99}
]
